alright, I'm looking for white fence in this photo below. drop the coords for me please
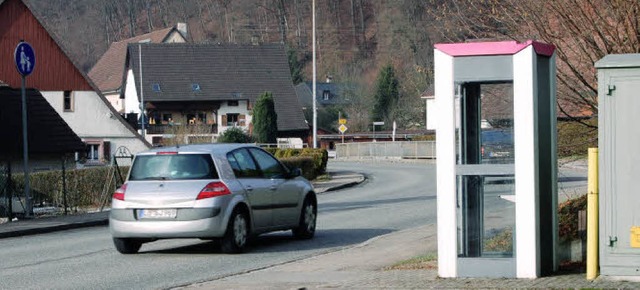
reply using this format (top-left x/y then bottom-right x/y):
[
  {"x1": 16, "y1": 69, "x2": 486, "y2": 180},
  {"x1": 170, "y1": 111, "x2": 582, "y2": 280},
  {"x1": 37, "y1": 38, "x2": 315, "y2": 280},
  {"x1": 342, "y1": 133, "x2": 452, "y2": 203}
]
[{"x1": 335, "y1": 141, "x2": 436, "y2": 159}]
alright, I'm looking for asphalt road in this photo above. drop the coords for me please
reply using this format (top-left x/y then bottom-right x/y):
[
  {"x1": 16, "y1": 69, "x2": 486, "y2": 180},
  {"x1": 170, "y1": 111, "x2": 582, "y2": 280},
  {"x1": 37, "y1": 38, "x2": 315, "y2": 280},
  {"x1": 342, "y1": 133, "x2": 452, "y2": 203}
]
[
  {"x1": 0, "y1": 161, "x2": 438, "y2": 290},
  {"x1": 0, "y1": 160, "x2": 587, "y2": 289}
]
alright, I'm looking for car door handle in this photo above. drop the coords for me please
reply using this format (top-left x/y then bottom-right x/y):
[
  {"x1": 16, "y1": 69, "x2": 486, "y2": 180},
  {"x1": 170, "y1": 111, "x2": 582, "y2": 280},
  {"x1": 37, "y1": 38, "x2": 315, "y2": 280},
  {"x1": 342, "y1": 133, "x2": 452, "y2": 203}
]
[
  {"x1": 269, "y1": 186, "x2": 277, "y2": 191},
  {"x1": 245, "y1": 185, "x2": 253, "y2": 192}
]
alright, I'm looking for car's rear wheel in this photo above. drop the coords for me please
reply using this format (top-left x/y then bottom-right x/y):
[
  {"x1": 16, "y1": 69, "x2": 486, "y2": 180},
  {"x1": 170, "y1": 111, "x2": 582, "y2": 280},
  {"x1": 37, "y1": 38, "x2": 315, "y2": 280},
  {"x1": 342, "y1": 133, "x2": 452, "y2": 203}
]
[
  {"x1": 113, "y1": 238, "x2": 142, "y2": 254},
  {"x1": 221, "y1": 209, "x2": 249, "y2": 253},
  {"x1": 293, "y1": 197, "x2": 316, "y2": 239}
]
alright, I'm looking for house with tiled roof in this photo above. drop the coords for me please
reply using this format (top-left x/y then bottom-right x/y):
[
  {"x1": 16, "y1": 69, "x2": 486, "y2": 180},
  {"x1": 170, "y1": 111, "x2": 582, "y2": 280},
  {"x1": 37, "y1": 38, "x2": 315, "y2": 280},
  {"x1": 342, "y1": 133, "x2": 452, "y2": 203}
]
[
  {"x1": 89, "y1": 23, "x2": 188, "y2": 113},
  {"x1": 0, "y1": 0, "x2": 150, "y2": 166},
  {"x1": 121, "y1": 43, "x2": 309, "y2": 146}
]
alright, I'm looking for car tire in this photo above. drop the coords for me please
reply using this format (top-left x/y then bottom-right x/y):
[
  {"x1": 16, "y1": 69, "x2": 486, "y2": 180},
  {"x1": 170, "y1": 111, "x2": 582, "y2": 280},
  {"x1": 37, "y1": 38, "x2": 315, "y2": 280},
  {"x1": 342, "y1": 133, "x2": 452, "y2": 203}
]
[
  {"x1": 292, "y1": 197, "x2": 316, "y2": 239},
  {"x1": 221, "y1": 209, "x2": 249, "y2": 254},
  {"x1": 113, "y1": 238, "x2": 142, "y2": 254}
]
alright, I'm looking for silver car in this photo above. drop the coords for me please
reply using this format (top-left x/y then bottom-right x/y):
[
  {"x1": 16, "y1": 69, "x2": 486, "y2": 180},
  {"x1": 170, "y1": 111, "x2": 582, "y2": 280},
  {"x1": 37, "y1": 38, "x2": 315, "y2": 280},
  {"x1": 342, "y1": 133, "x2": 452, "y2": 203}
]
[{"x1": 109, "y1": 144, "x2": 317, "y2": 254}]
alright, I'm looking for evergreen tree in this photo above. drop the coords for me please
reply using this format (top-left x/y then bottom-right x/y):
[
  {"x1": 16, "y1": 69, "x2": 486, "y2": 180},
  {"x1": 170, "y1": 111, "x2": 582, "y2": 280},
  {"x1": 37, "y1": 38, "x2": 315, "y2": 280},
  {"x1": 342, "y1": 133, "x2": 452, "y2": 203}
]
[
  {"x1": 287, "y1": 46, "x2": 304, "y2": 84},
  {"x1": 371, "y1": 65, "x2": 399, "y2": 129},
  {"x1": 252, "y1": 92, "x2": 278, "y2": 143}
]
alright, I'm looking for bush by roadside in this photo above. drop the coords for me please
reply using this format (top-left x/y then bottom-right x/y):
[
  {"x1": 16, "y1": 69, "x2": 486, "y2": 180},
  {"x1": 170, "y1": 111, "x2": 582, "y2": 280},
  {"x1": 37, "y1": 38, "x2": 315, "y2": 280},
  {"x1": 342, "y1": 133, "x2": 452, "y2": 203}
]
[
  {"x1": 558, "y1": 119, "x2": 597, "y2": 158},
  {"x1": 5, "y1": 148, "x2": 328, "y2": 212}
]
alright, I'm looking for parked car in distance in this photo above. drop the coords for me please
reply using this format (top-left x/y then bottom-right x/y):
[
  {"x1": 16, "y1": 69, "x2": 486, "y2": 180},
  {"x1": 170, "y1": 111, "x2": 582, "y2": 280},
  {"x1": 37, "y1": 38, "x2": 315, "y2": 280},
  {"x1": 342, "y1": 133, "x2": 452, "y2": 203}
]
[
  {"x1": 109, "y1": 143, "x2": 317, "y2": 254},
  {"x1": 481, "y1": 129, "x2": 514, "y2": 163}
]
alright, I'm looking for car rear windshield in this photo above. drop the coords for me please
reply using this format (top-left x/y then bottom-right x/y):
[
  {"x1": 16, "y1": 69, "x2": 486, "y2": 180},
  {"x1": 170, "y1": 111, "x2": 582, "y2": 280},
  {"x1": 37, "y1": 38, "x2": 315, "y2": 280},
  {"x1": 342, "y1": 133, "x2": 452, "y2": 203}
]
[{"x1": 129, "y1": 153, "x2": 218, "y2": 181}]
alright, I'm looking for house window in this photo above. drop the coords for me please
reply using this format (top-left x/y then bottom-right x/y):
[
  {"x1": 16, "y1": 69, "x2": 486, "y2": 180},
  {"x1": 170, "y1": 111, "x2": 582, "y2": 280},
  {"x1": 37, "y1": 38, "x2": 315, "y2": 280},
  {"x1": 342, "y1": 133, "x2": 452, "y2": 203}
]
[
  {"x1": 322, "y1": 90, "x2": 330, "y2": 101},
  {"x1": 228, "y1": 100, "x2": 239, "y2": 106},
  {"x1": 63, "y1": 91, "x2": 74, "y2": 112},
  {"x1": 85, "y1": 143, "x2": 100, "y2": 162},
  {"x1": 152, "y1": 83, "x2": 161, "y2": 92},
  {"x1": 226, "y1": 113, "x2": 239, "y2": 126}
]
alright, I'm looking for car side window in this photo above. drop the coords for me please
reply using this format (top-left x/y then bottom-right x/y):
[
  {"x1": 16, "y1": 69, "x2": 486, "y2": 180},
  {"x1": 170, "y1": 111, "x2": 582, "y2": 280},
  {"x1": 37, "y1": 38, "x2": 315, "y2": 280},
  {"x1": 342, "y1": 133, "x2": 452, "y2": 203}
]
[
  {"x1": 227, "y1": 149, "x2": 261, "y2": 178},
  {"x1": 249, "y1": 148, "x2": 286, "y2": 179}
]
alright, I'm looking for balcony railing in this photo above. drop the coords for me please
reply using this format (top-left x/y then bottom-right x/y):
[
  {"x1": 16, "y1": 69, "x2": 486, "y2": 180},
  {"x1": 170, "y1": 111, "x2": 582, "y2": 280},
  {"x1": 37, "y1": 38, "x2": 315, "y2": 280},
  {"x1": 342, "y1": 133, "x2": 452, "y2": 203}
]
[{"x1": 146, "y1": 124, "x2": 218, "y2": 135}]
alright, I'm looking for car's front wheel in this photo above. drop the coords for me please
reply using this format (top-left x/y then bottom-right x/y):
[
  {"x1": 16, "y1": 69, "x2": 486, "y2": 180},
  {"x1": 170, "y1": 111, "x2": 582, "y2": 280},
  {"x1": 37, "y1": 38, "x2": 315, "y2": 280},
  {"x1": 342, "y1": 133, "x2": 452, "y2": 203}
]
[
  {"x1": 113, "y1": 238, "x2": 142, "y2": 254},
  {"x1": 293, "y1": 197, "x2": 316, "y2": 239},
  {"x1": 221, "y1": 209, "x2": 249, "y2": 253}
]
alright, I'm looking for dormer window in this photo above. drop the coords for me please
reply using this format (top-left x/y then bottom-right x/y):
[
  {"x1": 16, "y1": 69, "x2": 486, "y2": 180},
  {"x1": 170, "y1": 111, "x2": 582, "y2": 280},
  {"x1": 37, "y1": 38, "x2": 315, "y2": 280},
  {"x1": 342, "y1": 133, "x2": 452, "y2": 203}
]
[
  {"x1": 152, "y1": 83, "x2": 161, "y2": 92},
  {"x1": 191, "y1": 83, "x2": 201, "y2": 91},
  {"x1": 322, "y1": 90, "x2": 330, "y2": 101}
]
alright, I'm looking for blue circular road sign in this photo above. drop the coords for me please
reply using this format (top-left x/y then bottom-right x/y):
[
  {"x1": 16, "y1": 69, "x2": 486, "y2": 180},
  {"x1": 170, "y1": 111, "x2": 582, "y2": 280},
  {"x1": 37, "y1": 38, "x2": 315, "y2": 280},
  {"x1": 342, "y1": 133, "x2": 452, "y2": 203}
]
[{"x1": 14, "y1": 42, "x2": 36, "y2": 76}]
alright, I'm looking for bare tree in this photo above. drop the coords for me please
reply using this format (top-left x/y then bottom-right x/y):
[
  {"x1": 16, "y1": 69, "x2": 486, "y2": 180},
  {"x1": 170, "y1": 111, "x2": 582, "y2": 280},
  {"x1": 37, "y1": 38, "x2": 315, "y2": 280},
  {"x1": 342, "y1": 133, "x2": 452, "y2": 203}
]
[{"x1": 428, "y1": 0, "x2": 640, "y2": 128}]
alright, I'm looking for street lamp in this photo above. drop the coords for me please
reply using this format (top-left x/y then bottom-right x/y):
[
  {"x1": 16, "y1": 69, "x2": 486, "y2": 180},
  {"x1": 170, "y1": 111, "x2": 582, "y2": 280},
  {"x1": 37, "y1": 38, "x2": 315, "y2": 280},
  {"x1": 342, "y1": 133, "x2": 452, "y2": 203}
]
[{"x1": 312, "y1": 0, "x2": 317, "y2": 148}]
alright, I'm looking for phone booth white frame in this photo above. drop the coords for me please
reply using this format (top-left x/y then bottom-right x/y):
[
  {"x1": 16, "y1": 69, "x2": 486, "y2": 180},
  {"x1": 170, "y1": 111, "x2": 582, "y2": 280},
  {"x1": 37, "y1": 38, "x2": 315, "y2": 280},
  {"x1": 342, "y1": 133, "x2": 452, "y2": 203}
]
[{"x1": 435, "y1": 40, "x2": 558, "y2": 278}]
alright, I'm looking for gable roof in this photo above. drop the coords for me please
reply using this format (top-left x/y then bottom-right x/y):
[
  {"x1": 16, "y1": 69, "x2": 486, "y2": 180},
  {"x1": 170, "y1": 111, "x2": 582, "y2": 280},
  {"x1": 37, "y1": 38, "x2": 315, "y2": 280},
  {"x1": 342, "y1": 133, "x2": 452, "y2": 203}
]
[
  {"x1": 0, "y1": 0, "x2": 151, "y2": 147},
  {"x1": 0, "y1": 86, "x2": 85, "y2": 156},
  {"x1": 0, "y1": 0, "x2": 92, "y2": 90},
  {"x1": 89, "y1": 26, "x2": 184, "y2": 93},
  {"x1": 124, "y1": 43, "x2": 309, "y2": 133}
]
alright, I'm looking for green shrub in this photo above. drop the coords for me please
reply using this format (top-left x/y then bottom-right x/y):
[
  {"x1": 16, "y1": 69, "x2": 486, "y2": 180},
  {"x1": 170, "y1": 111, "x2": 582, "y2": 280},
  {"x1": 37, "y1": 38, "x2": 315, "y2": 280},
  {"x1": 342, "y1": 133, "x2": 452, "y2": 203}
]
[
  {"x1": 280, "y1": 157, "x2": 316, "y2": 180},
  {"x1": 557, "y1": 119, "x2": 597, "y2": 158},
  {"x1": 558, "y1": 194, "x2": 587, "y2": 242},
  {"x1": 218, "y1": 127, "x2": 254, "y2": 143},
  {"x1": 264, "y1": 147, "x2": 328, "y2": 177}
]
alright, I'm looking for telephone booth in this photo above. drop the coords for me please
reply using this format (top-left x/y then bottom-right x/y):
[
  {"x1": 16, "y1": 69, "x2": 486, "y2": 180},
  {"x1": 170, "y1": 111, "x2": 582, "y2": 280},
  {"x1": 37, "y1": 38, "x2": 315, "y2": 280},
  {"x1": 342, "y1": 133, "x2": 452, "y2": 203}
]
[{"x1": 434, "y1": 40, "x2": 557, "y2": 278}]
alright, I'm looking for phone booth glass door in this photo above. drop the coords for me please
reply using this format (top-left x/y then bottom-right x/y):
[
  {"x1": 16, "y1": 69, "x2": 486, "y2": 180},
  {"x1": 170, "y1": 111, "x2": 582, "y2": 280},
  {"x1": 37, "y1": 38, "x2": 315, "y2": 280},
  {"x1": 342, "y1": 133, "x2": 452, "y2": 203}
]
[{"x1": 455, "y1": 82, "x2": 516, "y2": 276}]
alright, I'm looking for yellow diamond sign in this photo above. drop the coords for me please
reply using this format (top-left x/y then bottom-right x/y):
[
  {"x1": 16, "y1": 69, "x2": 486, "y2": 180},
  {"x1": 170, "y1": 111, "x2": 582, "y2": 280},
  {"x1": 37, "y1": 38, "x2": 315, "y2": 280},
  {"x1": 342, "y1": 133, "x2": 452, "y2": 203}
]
[{"x1": 339, "y1": 124, "x2": 348, "y2": 133}]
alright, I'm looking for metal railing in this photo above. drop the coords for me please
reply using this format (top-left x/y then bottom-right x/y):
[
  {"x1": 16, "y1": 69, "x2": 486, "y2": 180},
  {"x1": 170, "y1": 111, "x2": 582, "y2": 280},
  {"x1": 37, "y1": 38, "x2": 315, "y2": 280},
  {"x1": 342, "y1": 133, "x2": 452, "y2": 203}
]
[{"x1": 335, "y1": 141, "x2": 436, "y2": 159}]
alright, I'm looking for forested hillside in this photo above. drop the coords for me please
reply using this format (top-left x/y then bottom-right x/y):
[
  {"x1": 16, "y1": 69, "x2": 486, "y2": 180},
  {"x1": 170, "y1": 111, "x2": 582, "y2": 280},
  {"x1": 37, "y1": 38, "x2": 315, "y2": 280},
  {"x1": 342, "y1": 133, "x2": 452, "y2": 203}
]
[
  {"x1": 27, "y1": 1, "x2": 634, "y2": 139},
  {"x1": 28, "y1": 0, "x2": 436, "y2": 131}
]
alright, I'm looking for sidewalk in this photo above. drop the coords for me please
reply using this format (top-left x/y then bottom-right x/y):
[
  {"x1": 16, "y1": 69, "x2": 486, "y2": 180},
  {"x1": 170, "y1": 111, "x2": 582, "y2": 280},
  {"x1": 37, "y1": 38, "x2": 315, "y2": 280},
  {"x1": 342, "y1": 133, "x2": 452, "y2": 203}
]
[
  {"x1": 186, "y1": 224, "x2": 640, "y2": 289},
  {"x1": 0, "y1": 170, "x2": 366, "y2": 239}
]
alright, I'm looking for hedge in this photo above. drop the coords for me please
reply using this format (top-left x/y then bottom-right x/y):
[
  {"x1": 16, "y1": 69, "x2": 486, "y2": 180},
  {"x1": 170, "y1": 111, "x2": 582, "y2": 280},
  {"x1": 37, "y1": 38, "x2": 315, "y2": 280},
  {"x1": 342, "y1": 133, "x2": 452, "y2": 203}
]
[
  {"x1": 4, "y1": 148, "x2": 328, "y2": 211},
  {"x1": 7, "y1": 166, "x2": 129, "y2": 211}
]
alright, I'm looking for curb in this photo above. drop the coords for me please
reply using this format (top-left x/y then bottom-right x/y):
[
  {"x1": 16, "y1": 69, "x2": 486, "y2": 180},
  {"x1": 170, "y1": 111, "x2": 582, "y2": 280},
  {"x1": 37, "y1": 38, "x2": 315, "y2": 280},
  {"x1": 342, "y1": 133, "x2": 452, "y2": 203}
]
[{"x1": 0, "y1": 219, "x2": 108, "y2": 239}]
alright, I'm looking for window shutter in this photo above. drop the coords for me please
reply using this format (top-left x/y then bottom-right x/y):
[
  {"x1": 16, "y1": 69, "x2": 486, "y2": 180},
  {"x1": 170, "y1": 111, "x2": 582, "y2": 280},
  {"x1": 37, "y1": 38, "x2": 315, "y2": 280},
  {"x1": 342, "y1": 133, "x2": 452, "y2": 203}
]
[
  {"x1": 102, "y1": 141, "x2": 111, "y2": 162},
  {"x1": 222, "y1": 115, "x2": 228, "y2": 126},
  {"x1": 239, "y1": 114, "x2": 246, "y2": 126},
  {"x1": 247, "y1": 101, "x2": 252, "y2": 111}
]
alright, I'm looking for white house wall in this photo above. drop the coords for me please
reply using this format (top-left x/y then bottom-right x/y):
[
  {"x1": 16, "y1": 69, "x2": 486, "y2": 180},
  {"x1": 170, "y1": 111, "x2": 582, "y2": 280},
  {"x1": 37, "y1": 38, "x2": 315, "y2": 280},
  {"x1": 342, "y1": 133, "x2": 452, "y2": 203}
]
[
  {"x1": 124, "y1": 69, "x2": 141, "y2": 115},
  {"x1": 104, "y1": 92, "x2": 124, "y2": 113},
  {"x1": 41, "y1": 91, "x2": 149, "y2": 157},
  {"x1": 218, "y1": 100, "x2": 253, "y2": 134}
]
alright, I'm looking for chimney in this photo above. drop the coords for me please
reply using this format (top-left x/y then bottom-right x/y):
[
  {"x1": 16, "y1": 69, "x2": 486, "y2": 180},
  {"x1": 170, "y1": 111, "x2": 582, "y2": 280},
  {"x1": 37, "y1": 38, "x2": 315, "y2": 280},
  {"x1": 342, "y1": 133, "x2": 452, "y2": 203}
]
[{"x1": 177, "y1": 22, "x2": 188, "y2": 38}]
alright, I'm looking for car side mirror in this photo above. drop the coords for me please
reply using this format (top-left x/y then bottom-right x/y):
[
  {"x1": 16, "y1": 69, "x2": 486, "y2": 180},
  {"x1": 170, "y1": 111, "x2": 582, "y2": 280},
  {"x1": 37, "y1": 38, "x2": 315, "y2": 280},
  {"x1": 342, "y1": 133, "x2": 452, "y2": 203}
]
[{"x1": 290, "y1": 168, "x2": 302, "y2": 178}]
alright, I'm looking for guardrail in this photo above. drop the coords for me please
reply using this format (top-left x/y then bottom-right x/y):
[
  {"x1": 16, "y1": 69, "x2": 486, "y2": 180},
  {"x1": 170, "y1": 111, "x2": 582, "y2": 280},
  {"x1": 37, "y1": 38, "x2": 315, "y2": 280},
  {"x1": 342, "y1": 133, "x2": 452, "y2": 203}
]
[{"x1": 335, "y1": 141, "x2": 436, "y2": 159}]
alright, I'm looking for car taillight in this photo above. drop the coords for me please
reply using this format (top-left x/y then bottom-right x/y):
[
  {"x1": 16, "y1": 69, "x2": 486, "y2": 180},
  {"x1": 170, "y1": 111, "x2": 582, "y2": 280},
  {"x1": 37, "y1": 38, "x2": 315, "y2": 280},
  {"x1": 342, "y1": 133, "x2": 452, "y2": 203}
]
[
  {"x1": 197, "y1": 182, "x2": 231, "y2": 200},
  {"x1": 113, "y1": 183, "x2": 127, "y2": 201}
]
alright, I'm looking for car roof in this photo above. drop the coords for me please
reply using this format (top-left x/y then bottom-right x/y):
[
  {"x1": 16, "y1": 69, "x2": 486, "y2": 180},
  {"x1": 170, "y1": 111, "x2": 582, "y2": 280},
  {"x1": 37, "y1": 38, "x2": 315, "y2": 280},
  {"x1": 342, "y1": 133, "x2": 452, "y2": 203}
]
[{"x1": 139, "y1": 143, "x2": 259, "y2": 157}]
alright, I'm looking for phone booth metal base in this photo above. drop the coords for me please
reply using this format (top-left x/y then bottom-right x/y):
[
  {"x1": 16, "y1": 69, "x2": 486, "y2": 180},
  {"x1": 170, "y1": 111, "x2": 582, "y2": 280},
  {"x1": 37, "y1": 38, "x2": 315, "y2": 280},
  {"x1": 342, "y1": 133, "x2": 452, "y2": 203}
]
[{"x1": 435, "y1": 40, "x2": 558, "y2": 278}]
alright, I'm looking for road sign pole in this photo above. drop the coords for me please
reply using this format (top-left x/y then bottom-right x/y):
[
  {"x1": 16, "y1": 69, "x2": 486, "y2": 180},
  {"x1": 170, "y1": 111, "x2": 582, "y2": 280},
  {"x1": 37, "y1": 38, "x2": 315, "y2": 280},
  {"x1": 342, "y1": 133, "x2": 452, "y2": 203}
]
[
  {"x1": 15, "y1": 41, "x2": 36, "y2": 218},
  {"x1": 21, "y1": 75, "x2": 32, "y2": 217}
]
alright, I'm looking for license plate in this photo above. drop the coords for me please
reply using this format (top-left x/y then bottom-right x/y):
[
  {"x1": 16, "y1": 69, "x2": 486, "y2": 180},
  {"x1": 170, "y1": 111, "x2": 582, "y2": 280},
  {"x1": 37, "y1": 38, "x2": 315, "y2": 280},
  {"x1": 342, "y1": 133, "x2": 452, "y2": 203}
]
[{"x1": 138, "y1": 209, "x2": 177, "y2": 219}]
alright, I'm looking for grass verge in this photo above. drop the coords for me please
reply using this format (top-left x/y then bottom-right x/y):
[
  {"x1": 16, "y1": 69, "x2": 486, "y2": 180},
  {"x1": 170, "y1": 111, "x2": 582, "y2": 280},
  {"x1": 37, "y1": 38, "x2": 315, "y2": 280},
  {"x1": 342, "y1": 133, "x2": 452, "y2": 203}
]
[{"x1": 383, "y1": 253, "x2": 437, "y2": 270}]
